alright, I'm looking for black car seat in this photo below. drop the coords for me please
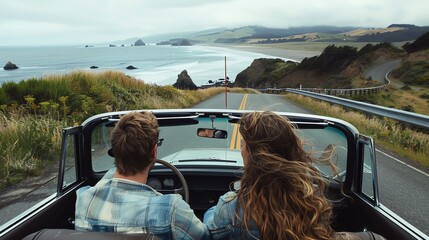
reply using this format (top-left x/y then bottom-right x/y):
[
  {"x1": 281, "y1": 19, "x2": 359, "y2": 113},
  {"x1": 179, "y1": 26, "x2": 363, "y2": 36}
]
[
  {"x1": 334, "y1": 231, "x2": 387, "y2": 240},
  {"x1": 22, "y1": 228, "x2": 161, "y2": 240}
]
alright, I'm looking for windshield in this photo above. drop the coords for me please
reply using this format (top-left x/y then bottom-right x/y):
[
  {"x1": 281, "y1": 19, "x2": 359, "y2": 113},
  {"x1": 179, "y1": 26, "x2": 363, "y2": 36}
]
[{"x1": 90, "y1": 112, "x2": 348, "y2": 179}]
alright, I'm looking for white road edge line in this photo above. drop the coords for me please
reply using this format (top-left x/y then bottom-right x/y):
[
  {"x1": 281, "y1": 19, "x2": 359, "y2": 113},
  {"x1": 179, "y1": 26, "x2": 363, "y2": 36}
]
[{"x1": 376, "y1": 149, "x2": 429, "y2": 178}]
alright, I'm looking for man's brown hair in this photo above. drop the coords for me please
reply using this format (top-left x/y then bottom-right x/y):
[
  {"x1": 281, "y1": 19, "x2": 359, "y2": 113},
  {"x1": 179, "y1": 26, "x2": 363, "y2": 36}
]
[{"x1": 111, "y1": 111, "x2": 159, "y2": 176}]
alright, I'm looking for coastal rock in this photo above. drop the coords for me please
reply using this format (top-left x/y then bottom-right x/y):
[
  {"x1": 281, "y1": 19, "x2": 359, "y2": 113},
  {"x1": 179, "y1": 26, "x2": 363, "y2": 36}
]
[
  {"x1": 3, "y1": 61, "x2": 19, "y2": 70},
  {"x1": 90, "y1": 66, "x2": 98, "y2": 69},
  {"x1": 173, "y1": 70, "x2": 198, "y2": 90},
  {"x1": 126, "y1": 65, "x2": 138, "y2": 70},
  {"x1": 235, "y1": 58, "x2": 285, "y2": 88},
  {"x1": 156, "y1": 40, "x2": 172, "y2": 45},
  {"x1": 134, "y1": 39, "x2": 146, "y2": 46},
  {"x1": 172, "y1": 38, "x2": 192, "y2": 46}
]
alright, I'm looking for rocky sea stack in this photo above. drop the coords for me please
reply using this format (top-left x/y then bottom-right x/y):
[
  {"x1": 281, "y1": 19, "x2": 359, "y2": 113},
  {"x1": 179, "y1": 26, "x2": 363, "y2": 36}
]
[
  {"x1": 3, "y1": 61, "x2": 19, "y2": 70},
  {"x1": 134, "y1": 39, "x2": 146, "y2": 46},
  {"x1": 173, "y1": 70, "x2": 198, "y2": 90},
  {"x1": 172, "y1": 39, "x2": 192, "y2": 46},
  {"x1": 126, "y1": 65, "x2": 138, "y2": 70}
]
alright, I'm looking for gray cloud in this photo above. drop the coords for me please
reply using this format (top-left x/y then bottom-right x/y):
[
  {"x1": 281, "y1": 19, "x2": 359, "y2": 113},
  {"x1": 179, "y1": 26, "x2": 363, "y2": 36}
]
[{"x1": 0, "y1": 0, "x2": 428, "y2": 46}]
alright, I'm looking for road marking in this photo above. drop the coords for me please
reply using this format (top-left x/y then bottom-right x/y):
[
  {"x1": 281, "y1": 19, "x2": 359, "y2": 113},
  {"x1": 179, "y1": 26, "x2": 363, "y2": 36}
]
[
  {"x1": 230, "y1": 94, "x2": 248, "y2": 149},
  {"x1": 376, "y1": 149, "x2": 429, "y2": 178}
]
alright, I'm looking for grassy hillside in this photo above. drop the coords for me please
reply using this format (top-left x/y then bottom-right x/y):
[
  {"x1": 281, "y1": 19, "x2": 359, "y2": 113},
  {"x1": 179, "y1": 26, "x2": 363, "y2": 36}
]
[
  {"x1": 392, "y1": 32, "x2": 429, "y2": 86},
  {"x1": 0, "y1": 71, "x2": 235, "y2": 122},
  {"x1": 185, "y1": 25, "x2": 428, "y2": 44},
  {"x1": 234, "y1": 43, "x2": 404, "y2": 89},
  {"x1": 0, "y1": 71, "x2": 252, "y2": 190},
  {"x1": 391, "y1": 50, "x2": 429, "y2": 86}
]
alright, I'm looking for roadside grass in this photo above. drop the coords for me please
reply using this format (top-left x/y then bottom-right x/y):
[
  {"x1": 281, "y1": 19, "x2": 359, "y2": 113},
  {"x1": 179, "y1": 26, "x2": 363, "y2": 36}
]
[
  {"x1": 0, "y1": 71, "x2": 247, "y2": 122},
  {"x1": 349, "y1": 86, "x2": 429, "y2": 115},
  {"x1": 0, "y1": 114, "x2": 66, "y2": 189},
  {"x1": 0, "y1": 71, "x2": 250, "y2": 191},
  {"x1": 284, "y1": 93, "x2": 429, "y2": 167}
]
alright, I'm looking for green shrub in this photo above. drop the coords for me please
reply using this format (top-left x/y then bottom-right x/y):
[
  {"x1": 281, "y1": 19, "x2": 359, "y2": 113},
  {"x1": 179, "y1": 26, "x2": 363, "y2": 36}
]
[{"x1": 420, "y1": 93, "x2": 429, "y2": 99}]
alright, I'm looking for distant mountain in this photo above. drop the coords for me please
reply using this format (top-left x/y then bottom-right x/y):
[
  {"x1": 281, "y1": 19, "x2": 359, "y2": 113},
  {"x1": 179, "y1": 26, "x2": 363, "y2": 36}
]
[
  {"x1": 111, "y1": 24, "x2": 428, "y2": 46},
  {"x1": 356, "y1": 25, "x2": 429, "y2": 42},
  {"x1": 161, "y1": 25, "x2": 427, "y2": 44},
  {"x1": 187, "y1": 25, "x2": 361, "y2": 43},
  {"x1": 111, "y1": 28, "x2": 228, "y2": 45}
]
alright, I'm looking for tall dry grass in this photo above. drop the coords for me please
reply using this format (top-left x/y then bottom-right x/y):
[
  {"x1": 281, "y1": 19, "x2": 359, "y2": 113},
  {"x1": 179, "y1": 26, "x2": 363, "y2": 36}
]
[
  {"x1": 0, "y1": 71, "x2": 251, "y2": 190},
  {"x1": 0, "y1": 113, "x2": 66, "y2": 189},
  {"x1": 284, "y1": 93, "x2": 429, "y2": 167}
]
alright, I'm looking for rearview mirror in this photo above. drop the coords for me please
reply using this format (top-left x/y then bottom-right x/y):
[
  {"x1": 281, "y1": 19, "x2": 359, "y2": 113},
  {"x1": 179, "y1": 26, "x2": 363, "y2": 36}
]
[{"x1": 197, "y1": 128, "x2": 228, "y2": 139}]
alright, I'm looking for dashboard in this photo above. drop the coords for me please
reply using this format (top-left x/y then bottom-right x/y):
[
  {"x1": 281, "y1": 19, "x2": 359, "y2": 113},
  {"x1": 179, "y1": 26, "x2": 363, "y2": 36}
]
[{"x1": 148, "y1": 165, "x2": 242, "y2": 215}]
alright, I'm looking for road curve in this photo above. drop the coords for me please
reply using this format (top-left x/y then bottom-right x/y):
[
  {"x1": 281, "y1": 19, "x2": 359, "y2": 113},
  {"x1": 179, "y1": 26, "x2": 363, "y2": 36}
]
[{"x1": 364, "y1": 59, "x2": 401, "y2": 83}]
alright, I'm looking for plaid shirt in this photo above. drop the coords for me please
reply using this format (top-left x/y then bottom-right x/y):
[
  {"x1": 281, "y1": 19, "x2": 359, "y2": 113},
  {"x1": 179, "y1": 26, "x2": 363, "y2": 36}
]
[
  {"x1": 75, "y1": 168, "x2": 209, "y2": 240},
  {"x1": 203, "y1": 191, "x2": 259, "y2": 239}
]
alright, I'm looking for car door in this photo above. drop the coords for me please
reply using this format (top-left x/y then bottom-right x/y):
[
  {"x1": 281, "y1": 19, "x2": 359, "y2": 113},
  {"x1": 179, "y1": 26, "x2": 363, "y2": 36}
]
[
  {"x1": 351, "y1": 135, "x2": 428, "y2": 240},
  {"x1": 0, "y1": 126, "x2": 84, "y2": 240}
]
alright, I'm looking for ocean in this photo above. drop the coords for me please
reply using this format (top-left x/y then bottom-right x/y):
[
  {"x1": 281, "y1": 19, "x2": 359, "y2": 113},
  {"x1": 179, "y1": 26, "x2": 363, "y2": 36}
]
[{"x1": 0, "y1": 45, "x2": 274, "y2": 86}]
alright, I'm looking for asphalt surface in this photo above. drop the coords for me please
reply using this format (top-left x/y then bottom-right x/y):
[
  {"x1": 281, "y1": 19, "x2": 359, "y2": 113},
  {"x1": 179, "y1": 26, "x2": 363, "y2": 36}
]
[{"x1": 364, "y1": 59, "x2": 401, "y2": 83}]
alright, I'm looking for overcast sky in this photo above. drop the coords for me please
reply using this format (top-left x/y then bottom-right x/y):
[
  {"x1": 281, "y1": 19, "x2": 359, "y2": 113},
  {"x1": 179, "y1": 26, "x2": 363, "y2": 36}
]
[{"x1": 1, "y1": 0, "x2": 428, "y2": 46}]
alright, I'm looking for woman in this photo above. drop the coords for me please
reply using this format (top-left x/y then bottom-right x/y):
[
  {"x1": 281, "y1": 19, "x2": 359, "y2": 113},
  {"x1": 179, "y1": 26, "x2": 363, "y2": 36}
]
[{"x1": 203, "y1": 111, "x2": 335, "y2": 240}]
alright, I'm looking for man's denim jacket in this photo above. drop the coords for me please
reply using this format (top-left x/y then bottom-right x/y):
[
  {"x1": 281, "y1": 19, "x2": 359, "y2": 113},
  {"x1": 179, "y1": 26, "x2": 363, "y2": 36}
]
[{"x1": 75, "y1": 168, "x2": 209, "y2": 240}]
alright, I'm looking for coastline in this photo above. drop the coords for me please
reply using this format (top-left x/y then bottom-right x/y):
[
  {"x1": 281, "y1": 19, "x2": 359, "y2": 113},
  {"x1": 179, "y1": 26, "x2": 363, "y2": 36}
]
[
  {"x1": 212, "y1": 41, "x2": 408, "y2": 62},
  {"x1": 207, "y1": 43, "x2": 323, "y2": 62}
]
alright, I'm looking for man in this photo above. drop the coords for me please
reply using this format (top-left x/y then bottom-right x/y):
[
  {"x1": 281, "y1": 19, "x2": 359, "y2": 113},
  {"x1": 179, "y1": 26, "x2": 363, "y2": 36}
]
[{"x1": 75, "y1": 111, "x2": 209, "y2": 239}]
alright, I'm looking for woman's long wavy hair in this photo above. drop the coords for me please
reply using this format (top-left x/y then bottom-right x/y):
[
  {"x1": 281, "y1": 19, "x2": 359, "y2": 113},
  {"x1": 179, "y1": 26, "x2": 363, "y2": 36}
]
[{"x1": 236, "y1": 111, "x2": 334, "y2": 240}]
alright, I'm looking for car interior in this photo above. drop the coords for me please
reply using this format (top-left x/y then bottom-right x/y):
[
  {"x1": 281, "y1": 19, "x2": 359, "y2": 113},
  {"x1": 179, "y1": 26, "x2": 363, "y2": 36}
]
[{"x1": 0, "y1": 110, "x2": 423, "y2": 240}]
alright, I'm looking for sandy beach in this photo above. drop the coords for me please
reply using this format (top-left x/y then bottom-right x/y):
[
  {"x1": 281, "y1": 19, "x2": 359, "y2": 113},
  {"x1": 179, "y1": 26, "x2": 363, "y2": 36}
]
[
  {"x1": 215, "y1": 41, "x2": 406, "y2": 62},
  {"x1": 221, "y1": 44, "x2": 321, "y2": 61}
]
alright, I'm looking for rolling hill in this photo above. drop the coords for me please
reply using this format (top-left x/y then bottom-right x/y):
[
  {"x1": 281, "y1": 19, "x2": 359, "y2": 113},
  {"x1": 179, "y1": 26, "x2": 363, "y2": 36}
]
[{"x1": 155, "y1": 24, "x2": 429, "y2": 45}]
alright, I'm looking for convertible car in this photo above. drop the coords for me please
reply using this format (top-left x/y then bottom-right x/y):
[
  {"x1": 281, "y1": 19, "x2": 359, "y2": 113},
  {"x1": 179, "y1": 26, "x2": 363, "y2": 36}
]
[{"x1": 0, "y1": 109, "x2": 427, "y2": 239}]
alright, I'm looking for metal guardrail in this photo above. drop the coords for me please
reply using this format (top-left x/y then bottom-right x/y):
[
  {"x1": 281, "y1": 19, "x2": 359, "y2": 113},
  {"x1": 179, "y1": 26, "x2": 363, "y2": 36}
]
[
  {"x1": 296, "y1": 70, "x2": 392, "y2": 96},
  {"x1": 258, "y1": 69, "x2": 429, "y2": 129},
  {"x1": 286, "y1": 88, "x2": 429, "y2": 129},
  {"x1": 261, "y1": 68, "x2": 393, "y2": 96}
]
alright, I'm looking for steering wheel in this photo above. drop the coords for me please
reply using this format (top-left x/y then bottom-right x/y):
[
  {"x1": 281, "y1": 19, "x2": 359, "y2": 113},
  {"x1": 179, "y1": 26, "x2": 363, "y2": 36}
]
[{"x1": 155, "y1": 159, "x2": 189, "y2": 203}]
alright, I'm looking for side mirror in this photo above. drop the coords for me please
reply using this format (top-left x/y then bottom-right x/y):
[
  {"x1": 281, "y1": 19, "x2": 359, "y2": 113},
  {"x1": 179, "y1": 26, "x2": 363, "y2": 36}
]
[{"x1": 197, "y1": 128, "x2": 228, "y2": 139}]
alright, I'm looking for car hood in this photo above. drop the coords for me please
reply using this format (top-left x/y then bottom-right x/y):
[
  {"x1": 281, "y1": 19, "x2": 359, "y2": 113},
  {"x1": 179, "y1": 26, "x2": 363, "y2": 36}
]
[{"x1": 160, "y1": 148, "x2": 243, "y2": 167}]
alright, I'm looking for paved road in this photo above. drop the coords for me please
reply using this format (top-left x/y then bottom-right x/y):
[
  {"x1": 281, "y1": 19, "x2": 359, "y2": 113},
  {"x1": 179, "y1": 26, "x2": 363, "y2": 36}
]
[
  {"x1": 376, "y1": 150, "x2": 429, "y2": 235},
  {"x1": 193, "y1": 92, "x2": 309, "y2": 113},
  {"x1": 364, "y1": 59, "x2": 401, "y2": 83}
]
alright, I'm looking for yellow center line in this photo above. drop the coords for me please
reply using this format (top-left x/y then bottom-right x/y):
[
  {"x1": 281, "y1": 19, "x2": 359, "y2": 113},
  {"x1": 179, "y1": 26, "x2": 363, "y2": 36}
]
[{"x1": 230, "y1": 94, "x2": 248, "y2": 149}]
